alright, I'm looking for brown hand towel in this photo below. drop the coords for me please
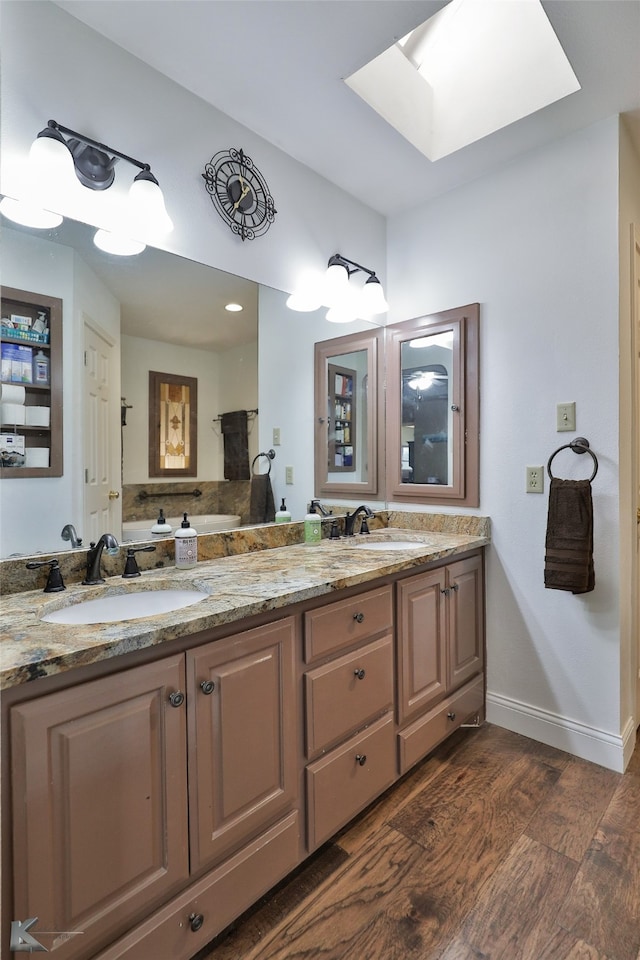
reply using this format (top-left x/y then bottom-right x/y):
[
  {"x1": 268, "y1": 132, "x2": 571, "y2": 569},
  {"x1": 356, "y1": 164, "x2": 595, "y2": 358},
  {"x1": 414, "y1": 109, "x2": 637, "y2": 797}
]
[
  {"x1": 249, "y1": 473, "x2": 276, "y2": 524},
  {"x1": 544, "y1": 478, "x2": 595, "y2": 594},
  {"x1": 221, "y1": 410, "x2": 250, "y2": 481}
]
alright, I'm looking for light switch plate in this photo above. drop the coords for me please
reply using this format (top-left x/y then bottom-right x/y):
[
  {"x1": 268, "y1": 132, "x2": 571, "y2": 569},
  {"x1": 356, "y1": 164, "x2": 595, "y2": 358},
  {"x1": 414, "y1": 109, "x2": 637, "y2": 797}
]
[
  {"x1": 285, "y1": 465, "x2": 293, "y2": 484},
  {"x1": 557, "y1": 402, "x2": 576, "y2": 432},
  {"x1": 273, "y1": 427, "x2": 281, "y2": 445},
  {"x1": 526, "y1": 466, "x2": 544, "y2": 493}
]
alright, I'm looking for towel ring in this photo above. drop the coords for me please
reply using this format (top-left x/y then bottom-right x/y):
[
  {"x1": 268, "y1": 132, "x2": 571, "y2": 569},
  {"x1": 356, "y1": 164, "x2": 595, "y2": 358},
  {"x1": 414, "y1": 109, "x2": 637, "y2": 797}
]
[
  {"x1": 251, "y1": 448, "x2": 276, "y2": 476},
  {"x1": 547, "y1": 437, "x2": 598, "y2": 482}
]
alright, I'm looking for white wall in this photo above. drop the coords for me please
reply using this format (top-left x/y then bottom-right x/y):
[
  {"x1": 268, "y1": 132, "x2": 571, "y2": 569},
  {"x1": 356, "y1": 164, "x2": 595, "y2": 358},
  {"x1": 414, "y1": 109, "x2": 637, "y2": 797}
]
[
  {"x1": 121, "y1": 335, "x2": 258, "y2": 483},
  {"x1": 387, "y1": 117, "x2": 624, "y2": 769}
]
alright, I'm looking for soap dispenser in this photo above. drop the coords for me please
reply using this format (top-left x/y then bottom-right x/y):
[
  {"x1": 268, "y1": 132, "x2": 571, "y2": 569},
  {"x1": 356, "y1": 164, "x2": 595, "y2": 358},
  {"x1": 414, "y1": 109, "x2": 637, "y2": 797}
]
[
  {"x1": 304, "y1": 505, "x2": 322, "y2": 545},
  {"x1": 174, "y1": 513, "x2": 198, "y2": 569},
  {"x1": 151, "y1": 509, "x2": 172, "y2": 535},
  {"x1": 275, "y1": 498, "x2": 291, "y2": 523}
]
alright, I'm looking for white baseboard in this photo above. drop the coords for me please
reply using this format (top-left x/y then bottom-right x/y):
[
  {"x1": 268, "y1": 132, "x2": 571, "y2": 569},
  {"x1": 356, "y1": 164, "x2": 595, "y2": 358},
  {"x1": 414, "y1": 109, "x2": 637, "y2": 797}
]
[{"x1": 486, "y1": 692, "x2": 632, "y2": 773}]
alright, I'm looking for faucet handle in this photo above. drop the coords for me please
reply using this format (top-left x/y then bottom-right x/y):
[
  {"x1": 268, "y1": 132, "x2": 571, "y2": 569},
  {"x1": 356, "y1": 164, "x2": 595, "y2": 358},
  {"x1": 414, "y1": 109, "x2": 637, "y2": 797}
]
[
  {"x1": 122, "y1": 545, "x2": 156, "y2": 579},
  {"x1": 26, "y1": 558, "x2": 66, "y2": 593}
]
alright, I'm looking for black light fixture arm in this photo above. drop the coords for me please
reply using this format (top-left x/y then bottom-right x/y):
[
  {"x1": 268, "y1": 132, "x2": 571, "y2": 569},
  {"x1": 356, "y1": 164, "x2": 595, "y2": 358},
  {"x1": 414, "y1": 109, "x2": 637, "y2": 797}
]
[
  {"x1": 329, "y1": 253, "x2": 379, "y2": 281},
  {"x1": 44, "y1": 120, "x2": 153, "y2": 176}
]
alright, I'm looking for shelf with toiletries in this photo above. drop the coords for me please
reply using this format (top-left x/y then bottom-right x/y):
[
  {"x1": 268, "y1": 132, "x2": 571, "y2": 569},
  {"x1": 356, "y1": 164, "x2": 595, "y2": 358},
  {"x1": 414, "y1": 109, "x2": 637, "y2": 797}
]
[
  {"x1": 328, "y1": 362, "x2": 356, "y2": 472},
  {"x1": 0, "y1": 287, "x2": 63, "y2": 478}
]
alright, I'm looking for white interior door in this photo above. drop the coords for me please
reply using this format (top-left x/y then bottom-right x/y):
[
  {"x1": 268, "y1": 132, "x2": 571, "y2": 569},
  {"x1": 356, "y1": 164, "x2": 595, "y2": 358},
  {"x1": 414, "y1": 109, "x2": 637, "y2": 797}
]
[{"x1": 84, "y1": 320, "x2": 120, "y2": 545}]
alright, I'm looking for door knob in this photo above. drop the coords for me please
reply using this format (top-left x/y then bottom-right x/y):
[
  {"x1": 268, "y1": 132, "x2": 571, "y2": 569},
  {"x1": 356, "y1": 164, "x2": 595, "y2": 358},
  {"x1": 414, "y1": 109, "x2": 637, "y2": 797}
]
[{"x1": 108, "y1": 490, "x2": 120, "y2": 500}]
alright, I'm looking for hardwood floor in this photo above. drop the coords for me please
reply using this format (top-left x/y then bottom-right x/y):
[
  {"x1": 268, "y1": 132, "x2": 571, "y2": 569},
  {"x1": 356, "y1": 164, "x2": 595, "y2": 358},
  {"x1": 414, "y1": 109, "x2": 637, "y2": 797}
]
[{"x1": 195, "y1": 724, "x2": 640, "y2": 960}]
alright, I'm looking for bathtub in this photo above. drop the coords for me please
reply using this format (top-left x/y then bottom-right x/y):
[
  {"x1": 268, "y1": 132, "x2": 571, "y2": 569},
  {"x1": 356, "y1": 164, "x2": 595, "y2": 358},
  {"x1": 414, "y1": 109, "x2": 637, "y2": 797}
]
[{"x1": 122, "y1": 514, "x2": 241, "y2": 542}]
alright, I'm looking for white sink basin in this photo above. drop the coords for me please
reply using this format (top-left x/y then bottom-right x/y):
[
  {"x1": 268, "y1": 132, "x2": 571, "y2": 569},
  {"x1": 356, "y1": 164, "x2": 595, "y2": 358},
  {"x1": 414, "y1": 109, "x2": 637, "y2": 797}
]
[
  {"x1": 353, "y1": 540, "x2": 430, "y2": 552},
  {"x1": 42, "y1": 589, "x2": 208, "y2": 625}
]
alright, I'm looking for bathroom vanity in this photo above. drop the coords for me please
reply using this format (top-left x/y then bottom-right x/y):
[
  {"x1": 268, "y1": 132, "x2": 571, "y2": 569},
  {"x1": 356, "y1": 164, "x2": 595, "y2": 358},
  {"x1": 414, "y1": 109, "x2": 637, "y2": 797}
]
[{"x1": 1, "y1": 518, "x2": 488, "y2": 960}]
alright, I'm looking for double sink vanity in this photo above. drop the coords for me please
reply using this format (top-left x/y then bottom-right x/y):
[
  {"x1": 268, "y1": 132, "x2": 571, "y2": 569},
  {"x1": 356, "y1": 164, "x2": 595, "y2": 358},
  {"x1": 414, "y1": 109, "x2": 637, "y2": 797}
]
[{"x1": 1, "y1": 512, "x2": 489, "y2": 960}]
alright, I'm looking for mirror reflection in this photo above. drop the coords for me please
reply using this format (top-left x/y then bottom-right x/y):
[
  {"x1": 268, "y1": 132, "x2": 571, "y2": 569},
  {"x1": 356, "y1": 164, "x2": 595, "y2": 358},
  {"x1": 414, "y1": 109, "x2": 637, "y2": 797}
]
[
  {"x1": 400, "y1": 331, "x2": 453, "y2": 485},
  {"x1": 2, "y1": 217, "x2": 262, "y2": 558},
  {"x1": 314, "y1": 329, "x2": 384, "y2": 500}
]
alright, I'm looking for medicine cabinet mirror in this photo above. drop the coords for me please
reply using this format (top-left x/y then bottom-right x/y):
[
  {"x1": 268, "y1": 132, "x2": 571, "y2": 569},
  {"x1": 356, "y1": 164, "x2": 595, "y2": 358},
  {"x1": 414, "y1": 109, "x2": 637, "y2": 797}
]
[
  {"x1": 386, "y1": 304, "x2": 479, "y2": 507},
  {"x1": 314, "y1": 328, "x2": 384, "y2": 499}
]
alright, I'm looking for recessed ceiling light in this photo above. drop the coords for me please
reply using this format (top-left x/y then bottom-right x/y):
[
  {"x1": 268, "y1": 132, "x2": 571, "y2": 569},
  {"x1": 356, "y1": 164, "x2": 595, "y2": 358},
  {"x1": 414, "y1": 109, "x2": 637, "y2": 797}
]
[
  {"x1": 225, "y1": 302, "x2": 243, "y2": 312},
  {"x1": 345, "y1": 0, "x2": 580, "y2": 162}
]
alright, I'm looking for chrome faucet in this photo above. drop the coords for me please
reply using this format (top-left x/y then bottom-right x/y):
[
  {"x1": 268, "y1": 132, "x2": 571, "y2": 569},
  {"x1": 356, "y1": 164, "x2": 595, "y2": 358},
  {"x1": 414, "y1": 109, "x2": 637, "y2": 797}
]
[
  {"x1": 83, "y1": 533, "x2": 120, "y2": 585},
  {"x1": 61, "y1": 523, "x2": 83, "y2": 548},
  {"x1": 344, "y1": 505, "x2": 374, "y2": 537}
]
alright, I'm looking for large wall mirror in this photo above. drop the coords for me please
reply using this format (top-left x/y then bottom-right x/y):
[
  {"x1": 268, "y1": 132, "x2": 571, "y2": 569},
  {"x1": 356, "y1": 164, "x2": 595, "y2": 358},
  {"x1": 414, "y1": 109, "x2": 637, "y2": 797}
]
[
  {"x1": 1, "y1": 217, "x2": 269, "y2": 558},
  {"x1": 314, "y1": 329, "x2": 385, "y2": 499},
  {"x1": 385, "y1": 304, "x2": 480, "y2": 507}
]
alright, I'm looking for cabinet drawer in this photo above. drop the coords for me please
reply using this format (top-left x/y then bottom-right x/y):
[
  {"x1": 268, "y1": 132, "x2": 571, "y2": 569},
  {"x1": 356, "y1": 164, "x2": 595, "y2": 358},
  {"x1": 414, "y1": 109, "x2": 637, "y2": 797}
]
[
  {"x1": 306, "y1": 713, "x2": 396, "y2": 850},
  {"x1": 398, "y1": 675, "x2": 484, "y2": 774},
  {"x1": 305, "y1": 634, "x2": 393, "y2": 758},
  {"x1": 304, "y1": 585, "x2": 393, "y2": 662},
  {"x1": 93, "y1": 812, "x2": 300, "y2": 960}
]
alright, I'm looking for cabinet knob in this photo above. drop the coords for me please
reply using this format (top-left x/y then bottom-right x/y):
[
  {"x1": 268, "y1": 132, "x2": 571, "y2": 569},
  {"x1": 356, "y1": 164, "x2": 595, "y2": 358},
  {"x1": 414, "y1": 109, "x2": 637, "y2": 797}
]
[
  {"x1": 355, "y1": 753, "x2": 367, "y2": 766},
  {"x1": 440, "y1": 587, "x2": 450, "y2": 596},
  {"x1": 353, "y1": 612, "x2": 365, "y2": 623},
  {"x1": 447, "y1": 712, "x2": 456, "y2": 721},
  {"x1": 188, "y1": 913, "x2": 204, "y2": 933},
  {"x1": 200, "y1": 680, "x2": 215, "y2": 695},
  {"x1": 354, "y1": 668, "x2": 366, "y2": 680},
  {"x1": 451, "y1": 583, "x2": 459, "y2": 592},
  {"x1": 168, "y1": 691, "x2": 185, "y2": 708}
]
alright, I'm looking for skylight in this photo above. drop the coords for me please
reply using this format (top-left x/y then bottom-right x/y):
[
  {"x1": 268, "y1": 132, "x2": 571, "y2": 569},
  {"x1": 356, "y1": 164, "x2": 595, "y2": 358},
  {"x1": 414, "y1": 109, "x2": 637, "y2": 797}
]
[{"x1": 345, "y1": 0, "x2": 580, "y2": 161}]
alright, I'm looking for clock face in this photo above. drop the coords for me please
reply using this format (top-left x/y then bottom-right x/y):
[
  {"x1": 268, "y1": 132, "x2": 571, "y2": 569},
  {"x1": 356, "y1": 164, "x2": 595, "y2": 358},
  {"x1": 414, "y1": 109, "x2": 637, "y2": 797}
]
[{"x1": 202, "y1": 148, "x2": 276, "y2": 241}]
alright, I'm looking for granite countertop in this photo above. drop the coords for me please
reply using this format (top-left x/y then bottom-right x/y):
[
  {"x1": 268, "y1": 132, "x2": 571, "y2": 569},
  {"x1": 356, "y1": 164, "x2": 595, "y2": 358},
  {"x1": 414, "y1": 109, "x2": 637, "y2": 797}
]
[{"x1": 1, "y1": 524, "x2": 489, "y2": 691}]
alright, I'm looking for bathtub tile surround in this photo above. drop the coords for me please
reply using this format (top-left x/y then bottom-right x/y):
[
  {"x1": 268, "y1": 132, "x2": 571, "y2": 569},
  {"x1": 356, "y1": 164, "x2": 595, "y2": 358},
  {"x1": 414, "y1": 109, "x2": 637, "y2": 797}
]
[{"x1": 121, "y1": 480, "x2": 251, "y2": 526}]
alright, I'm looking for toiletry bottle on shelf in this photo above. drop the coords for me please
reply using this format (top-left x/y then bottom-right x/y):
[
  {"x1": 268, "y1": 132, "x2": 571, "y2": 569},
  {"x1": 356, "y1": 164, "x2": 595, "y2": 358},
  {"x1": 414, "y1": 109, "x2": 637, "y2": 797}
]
[
  {"x1": 151, "y1": 509, "x2": 172, "y2": 535},
  {"x1": 275, "y1": 498, "x2": 291, "y2": 523},
  {"x1": 33, "y1": 349, "x2": 49, "y2": 385},
  {"x1": 304, "y1": 505, "x2": 322, "y2": 545},
  {"x1": 175, "y1": 512, "x2": 198, "y2": 568}
]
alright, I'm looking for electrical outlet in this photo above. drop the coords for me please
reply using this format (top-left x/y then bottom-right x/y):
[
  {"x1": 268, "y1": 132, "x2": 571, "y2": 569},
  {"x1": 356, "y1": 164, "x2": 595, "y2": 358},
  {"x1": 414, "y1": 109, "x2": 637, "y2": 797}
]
[
  {"x1": 556, "y1": 402, "x2": 576, "y2": 432},
  {"x1": 526, "y1": 466, "x2": 544, "y2": 494},
  {"x1": 285, "y1": 465, "x2": 294, "y2": 484},
  {"x1": 272, "y1": 427, "x2": 281, "y2": 445}
]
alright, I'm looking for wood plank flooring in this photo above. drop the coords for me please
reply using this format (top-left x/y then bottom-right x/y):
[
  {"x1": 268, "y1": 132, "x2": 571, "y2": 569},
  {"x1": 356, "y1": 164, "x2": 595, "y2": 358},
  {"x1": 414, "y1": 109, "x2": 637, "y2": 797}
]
[{"x1": 194, "y1": 724, "x2": 640, "y2": 960}]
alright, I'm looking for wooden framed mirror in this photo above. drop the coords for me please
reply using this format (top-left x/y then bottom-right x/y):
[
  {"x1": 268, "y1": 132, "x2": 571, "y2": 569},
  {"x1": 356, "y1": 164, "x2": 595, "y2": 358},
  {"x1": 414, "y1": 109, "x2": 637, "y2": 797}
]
[
  {"x1": 386, "y1": 304, "x2": 479, "y2": 506},
  {"x1": 314, "y1": 328, "x2": 384, "y2": 499}
]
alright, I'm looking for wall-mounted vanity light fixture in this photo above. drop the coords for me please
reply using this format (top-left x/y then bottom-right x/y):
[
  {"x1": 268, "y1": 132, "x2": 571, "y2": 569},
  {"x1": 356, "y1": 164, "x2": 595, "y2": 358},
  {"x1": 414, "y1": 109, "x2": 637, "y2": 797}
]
[
  {"x1": 286, "y1": 253, "x2": 388, "y2": 323},
  {"x1": 0, "y1": 120, "x2": 173, "y2": 256}
]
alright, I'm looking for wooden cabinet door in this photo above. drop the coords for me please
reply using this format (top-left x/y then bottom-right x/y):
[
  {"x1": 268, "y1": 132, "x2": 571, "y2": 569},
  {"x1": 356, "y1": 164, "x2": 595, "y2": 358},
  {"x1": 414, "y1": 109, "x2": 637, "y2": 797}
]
[
  {"x1": 187, "y1": 618, "x2": 298, "y2": 874},
  {"x1": 396, "y1": 567, "x2": 448, "y2": 724},
  {"x1": 447, "y1": 554, "x2": 484, "y2": 691},
  {"x1": 10, "y1": 655, "x2": 189, "y2": 960}
]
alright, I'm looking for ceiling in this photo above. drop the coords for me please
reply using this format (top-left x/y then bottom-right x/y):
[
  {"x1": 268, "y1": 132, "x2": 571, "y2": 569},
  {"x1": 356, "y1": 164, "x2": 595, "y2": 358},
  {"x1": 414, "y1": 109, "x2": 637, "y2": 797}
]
[{"x1": 54, "y1": 0, "x2": 640, "y2": 216}]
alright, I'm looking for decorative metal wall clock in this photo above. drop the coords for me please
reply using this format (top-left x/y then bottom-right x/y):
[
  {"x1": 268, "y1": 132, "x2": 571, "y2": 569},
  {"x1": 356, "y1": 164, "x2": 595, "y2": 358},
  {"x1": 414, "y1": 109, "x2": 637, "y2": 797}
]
[{"x1": 202, "y1": 147, "x2": 276, "y2": 241}]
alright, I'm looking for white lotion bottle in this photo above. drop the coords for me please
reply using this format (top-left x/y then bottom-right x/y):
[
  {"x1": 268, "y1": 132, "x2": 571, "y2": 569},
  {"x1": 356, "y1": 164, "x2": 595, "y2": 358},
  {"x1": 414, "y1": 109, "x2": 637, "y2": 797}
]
[
  {"x1": 304, "y1": 505, "x2": 322, "y2": 545},
  {"x1": 175, "y1": 512, "x2": 198, "y2": 568},
  {"x1": 275, "y1": 498, "x2": 291, "y2": 523}
]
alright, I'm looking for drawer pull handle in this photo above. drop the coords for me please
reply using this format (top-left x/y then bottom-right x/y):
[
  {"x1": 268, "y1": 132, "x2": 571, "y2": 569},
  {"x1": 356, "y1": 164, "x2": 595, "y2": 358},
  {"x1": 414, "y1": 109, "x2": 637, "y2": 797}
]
[
  {"x1": 168, "y1": 691, "x2": 185, "y2": 708},
  {"x1": 200, "y1": 680, "x2": 215, "y2": 695},
  {"x1": 189, "y1": 913, "x2": 204, "y2": 933},
  {"x1": 355, "y1": 753, "x2": 367, "y2": 766},
  {"x1": 353, "y1": 612, "x2": 365, "y2": 623},
  {"x1": 354, "y1": 668, "x2": 366, "y2": 680},
  {"x1": 447, "y1": 712, "x2": 456, "y2": 721}
]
